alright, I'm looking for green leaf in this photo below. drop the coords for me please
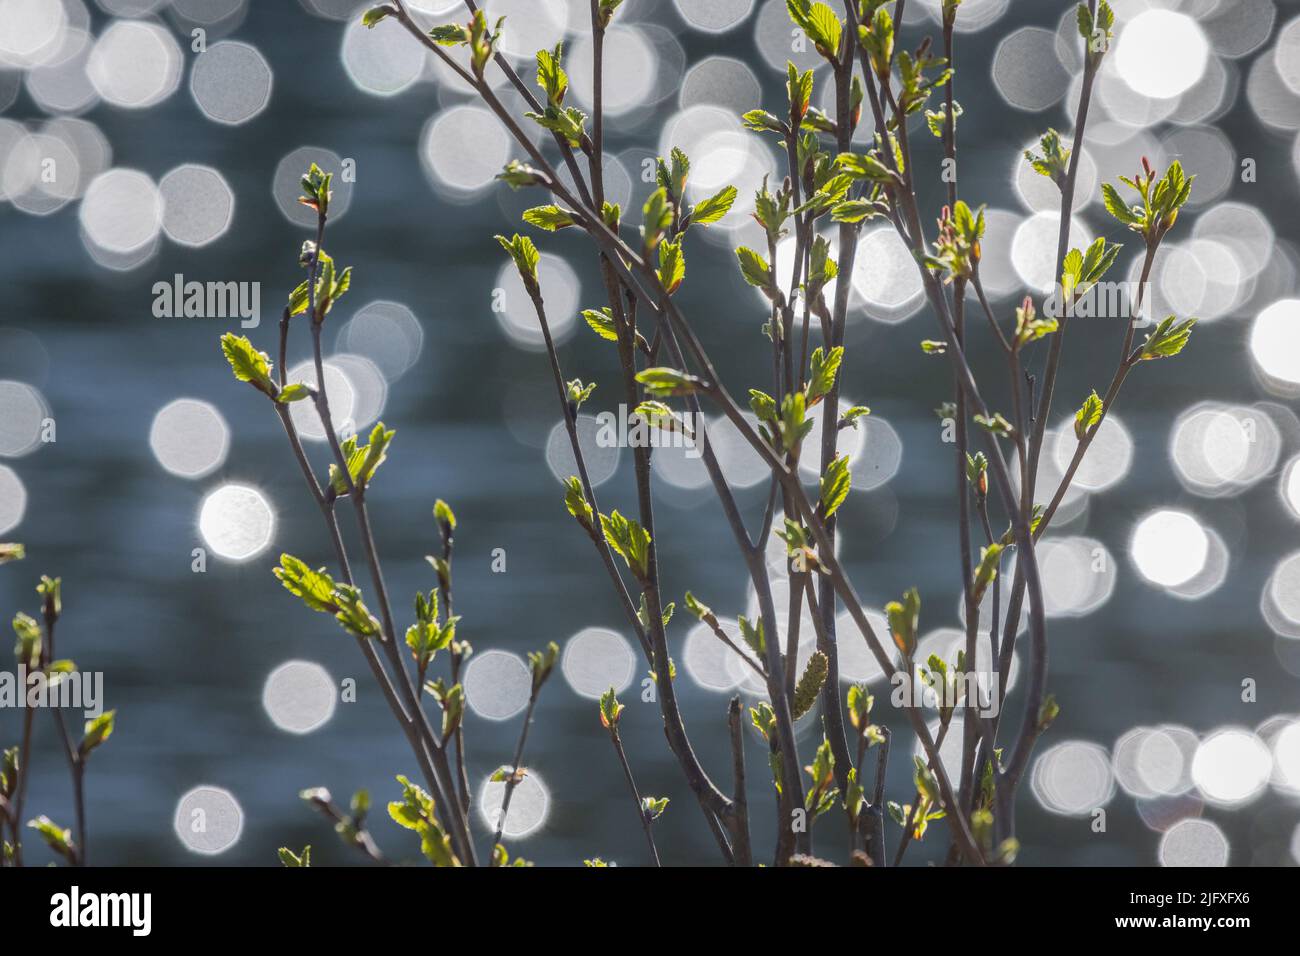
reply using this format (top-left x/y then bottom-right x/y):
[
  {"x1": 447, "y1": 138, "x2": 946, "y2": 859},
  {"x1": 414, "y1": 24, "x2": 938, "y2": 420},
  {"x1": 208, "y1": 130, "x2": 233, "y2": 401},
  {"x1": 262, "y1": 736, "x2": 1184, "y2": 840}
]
[
  {"x1": 748, "y1": 388, "x2": 778, "y2": 425},
  {"x1": 1101, "y1": 182, "x2": 1142, "y2": 226},
  {"x1": 274, "y1": 554, "x2": 338, "y2": 613},
  {"x1": 362, "y1": 5, "x2": 393, "y2": 28},
  {"x1": 433, "y1": 499, "x2": 456, "y2": 532},
  {"x1": 839, "y1": 405, "x2": 871, "y2": 430},
  {"x1": 834, "y1": 151, "x2": 898, "y2": 185},
  {"x1": 1139, "y1": 316, "x2": 1196, "y2": 361},
  {"x1": 497, "y1": 159, "x2": 543, "y2": 190},
  {"x1": 80, "y1": 709, "x2": 116, "y2": 757},
  {"x1": 1024, "y1": 128, "x2": 1070, "y2": 186},
  {"x1": 522, "y1": 205, "x2": 577, "y2": 231},
  {"x1": 534, "y1": 43, "x2": 568, "y2": 107},
  {"x1": 735, "y1": 246, "x2": 775, "y2": 293},
  {"x1": 1074, "y1": 390, "x2": 1103, "y2": 440},
  {"x1": 683, "y1": 591, "x2": 716, "y2": 625},
  {"x1": 0, "y1": 542, "x2": 24, "y2": 564},
  {"x1": 276, "y1": 382, "x2": 312, "y2": 404},
  {"x1": 599, "y1": 687, "x2": 624, "y2": 729},
  {"x1": 971, "y1": 544, "x2": 1003, "y2": 605},
  {"x1": 495, "y1": 234, "x2": 540, "y2": 290},
  {"x1": 428, "y1": 23, "x2": 471, "y2": 45},
  {"x1": 925, "y1": 101, "x2": 962, "y2": 138},
  {"x1": 632, "y1": 400, "x2": 693, "y2": 440},
  {"x1": 738, "y1": 616, "x2": 765, "y2": 657},
  {"x1": 13, "y1": 611, "x2": 40, "y2": 668},
  {"x1": 582, "y1": 307, "x2": 619, "y2": 342},
  {"x1": 599, "y1": 510, "x2": 652, "y2": 579},
  {"x1": 279, "y1": 845, "x2": 312, "y2": 867},
  {"x1": 792, "y1": 651, "x2": 829, "y2": 720},
  {"x1": 742, "y1": 109, "x2": 785, "y2": 134},
  {"x1": 27, "y1": 816, "x2": 75, "y2": 863},
  {"x1": 819, "y1": 454, "x2": 851, "y2": 518},
  {"x1": 598, "y1": 0, "x2": 624, "y2": 27},
  {"x1": 641, "y1": 187, "x2": 674, "y2": 250},
  {"x1": 657, "y1": 239, "x2": 685, "y2": 294},
  {"x1": 885, "y1": 588, "x2": 920, "y2": 659},
  {"x1": 635, "y1": 367, "x2": 703, "y2": 397},
  {"x1": 1038, "y1": 694, "x2": 1060, "y2": 733},
  {"x1": 563, "y1": 476, "x2": 593, "y2": 530},
  {"x1": 806, "y1": 346, "x2": 843, "y2": 405},
  {"x1": 220, "y1": 333, "x2": 275, "y2": 397},
  {"x1": 973, "y1": 412, "x2": 1014, "y2": 438},
  {"x1": 641, "y1": 796, "x2": 670, "y2": 821},
  {"x1": 788, "y1": 0, "x2": 842, "y2": 59},
  {"x1": 689, "y1": 185, "x2": 737, "y2": 226},
  {"x1": 333, "y1": 584, "x2": 382, "y2": 639},
  {"x1": 529, "y1": 641, "x2": 559, "y2": 691},
  {"x1": 563, "y1": 378, "x2": 595, "y2": 409}
]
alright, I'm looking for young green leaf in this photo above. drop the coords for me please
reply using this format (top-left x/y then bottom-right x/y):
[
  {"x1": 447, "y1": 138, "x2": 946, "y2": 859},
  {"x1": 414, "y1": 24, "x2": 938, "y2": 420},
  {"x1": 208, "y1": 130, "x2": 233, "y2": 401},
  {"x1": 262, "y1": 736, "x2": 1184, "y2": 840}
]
[
  {"x1": 819, "y1": 454, "x2": 851, "y2": 519},
  {"x1": 635, "y1": 367, "x2": 703, "y2": 397},
  {"x1": 80, "y1": 709, "x2": 116, "y2": 757},
  {"x1": 688, "y1": 185, "x2": 737, "y2": 227},
  {"x1": 220, "y1": 333, "x2": 276, "y2": 397},
  {"x1": 495, "y1": 234, "x2": 540, "y2": 291},
  {"x1": 599, "y1": 686, "x2": 624, "y2": 729},
  {"x1": 1074, "y1": 390, "x2": 1103, "y2": 440},
  {"x1": 522, "y1": 205, "x2": 578, "y2": 231},
  {"x1": 657, "y1": 239, "x2": 685, "y2": 294},
  {"x1": 563, "y1": 475, "x2": 593, "y2": 530},
  {"x1": 599, "y1": 510, "x2": 652, "y2": 579},
  {"x1": 274, "y1": 554, "x2": 339, "y2": 613},
  {"x1": 737, "y1": 246, "x2": 778, "y2": 301},
  {"x1": 1139, "y1": 316, "x2": 1196, "y2": 361},
  {"x1": 806, "y1": 346, "x2": 843, "y2": 405},
  {"x1": 885, "y1": 587, "x2": 920, "y2": 659}
]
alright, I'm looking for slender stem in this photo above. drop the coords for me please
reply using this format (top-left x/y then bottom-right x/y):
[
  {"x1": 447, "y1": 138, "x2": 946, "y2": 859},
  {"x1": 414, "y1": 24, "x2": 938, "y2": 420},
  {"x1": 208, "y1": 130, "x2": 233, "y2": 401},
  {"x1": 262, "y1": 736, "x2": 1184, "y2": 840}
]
[
  {"x1": 893, "y1": 718, "x2": 953, "y2": 867},
  {"x1": 297, "y1": 210, "x2": 475, "y2": 864},
  {"x1": 523, "y1": 287, "x2": 648, "y2": 656},
  {"x1": 490, "y1": 692, "x2": 538, "y2": 853},
  {"x1": 11, "y1": 705, "x2": 34, "y2": 866},
  {"x1": 727, "y1": 696, "x2": 752, "y2": 867},
  {"x1": 608, "y1": 726, "x2": 661, "y2": 867}
]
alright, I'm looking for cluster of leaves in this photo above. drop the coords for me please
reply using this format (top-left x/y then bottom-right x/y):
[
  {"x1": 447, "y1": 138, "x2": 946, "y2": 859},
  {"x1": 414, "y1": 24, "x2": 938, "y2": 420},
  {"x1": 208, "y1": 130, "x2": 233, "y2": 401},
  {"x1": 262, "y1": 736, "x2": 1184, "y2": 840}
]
[{"x1": 1, "y1": 571, "x2": 116, "y2": 867}]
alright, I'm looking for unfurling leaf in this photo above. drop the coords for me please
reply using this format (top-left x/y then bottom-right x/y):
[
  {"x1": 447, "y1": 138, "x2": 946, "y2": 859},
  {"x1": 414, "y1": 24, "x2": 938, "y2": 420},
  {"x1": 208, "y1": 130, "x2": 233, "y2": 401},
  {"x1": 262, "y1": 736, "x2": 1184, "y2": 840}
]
[
  {"x1": 635, "y1": 367, "x2": 703, "y2": 397},
  {"x1": 563, "y1": 476, "x2": 593, "y2": 530},
  {"x1": 522, "y1": 204, "x2": 578, "y2": 231},
  {"x1": 600, "y1": 510, "x2": 652, "y2": 579},
  {"x1": 971, "y1": 544, "x2": 1003, "y2": 605},
  {"x1": 806, "y1": 346, "x2": 843, "y2": 406},
  {"x1": 80, "y1": 709, "x2": 116, "y2": 757},
  {"x1": 361, "y1": 5, "x2": 394, "y2": 28},
  {"x1": 495, "y1": 234, "x2": 540, "y2": 292},
  {"x1": 885, "y1": 587, "x2": 920, "y2": 659},
  {"x1": 278, "y1": 845, "x2": 312, "y2": 867},
  {"x1": 1074, "y1": 390, "x2": 1103, "y2": 440},
  {"x1": 1139, "y1": 315, "x2": 1196, "y2": 361},
  {"x1": 599, "y1": 686, "x2": 624, "y2": 729},
  {"x1": 819, "y1": 454, "x2": 851, "y2": 518},
  {"x1": 220, "y1": 333, "x2": 275, "y2": 397},
  {"x1": 657, "y1": 239, "x2": 685, "y2": 294}
]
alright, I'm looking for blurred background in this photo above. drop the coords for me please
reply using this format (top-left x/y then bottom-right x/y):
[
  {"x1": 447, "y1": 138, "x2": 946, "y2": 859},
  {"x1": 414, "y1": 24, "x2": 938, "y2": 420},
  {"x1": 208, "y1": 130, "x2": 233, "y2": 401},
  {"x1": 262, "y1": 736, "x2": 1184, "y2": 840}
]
[{"x1": 2, "y1": 0, "x2": 1300, "y2": 867}]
